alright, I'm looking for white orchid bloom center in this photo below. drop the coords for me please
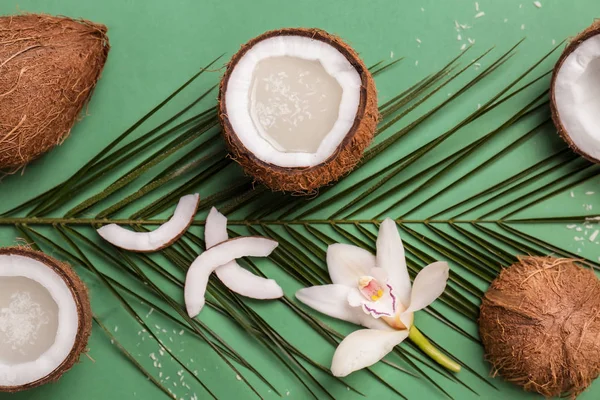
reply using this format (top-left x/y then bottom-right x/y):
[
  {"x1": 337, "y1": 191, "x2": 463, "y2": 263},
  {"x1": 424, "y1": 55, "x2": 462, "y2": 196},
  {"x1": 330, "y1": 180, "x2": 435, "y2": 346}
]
[
  {"x1": 348, "y1": 271, "x2": 413, "y2": 331},
  {"x1": 358, "y1": 275, "x2": 385, "y2": 302}
]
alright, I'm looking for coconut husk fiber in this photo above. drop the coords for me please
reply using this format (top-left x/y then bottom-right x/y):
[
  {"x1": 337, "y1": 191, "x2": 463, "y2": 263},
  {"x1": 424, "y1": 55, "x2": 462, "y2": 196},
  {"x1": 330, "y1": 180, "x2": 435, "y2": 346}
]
[
  {"x1": 479, "y1": 256, "x2": 600, "y2": 398},
  {"x1": 0, "y1": 14, "x2": 109, "y2": 172}
]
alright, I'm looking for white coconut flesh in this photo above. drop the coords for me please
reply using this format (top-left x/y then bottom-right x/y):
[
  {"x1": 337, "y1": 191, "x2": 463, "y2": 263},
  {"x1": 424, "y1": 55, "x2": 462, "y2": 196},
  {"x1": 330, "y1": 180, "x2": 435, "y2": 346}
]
[
  {"x1": 0, "y1": 254, "x2": 78, "y2": 387},
  {"x1": 205, "y1": 207, "x2": 283, "y2": 300},
  {"x1": 97, "y1": 193, "x2": 199, "y2": 252},
  {"x1": 226, "y1": 35, "x2": 362, "y2": 167},
  {"x1": 554, "y1": 34, "x2": 600, "y2": 160},
  {"x1": 184, "y1": 237, "x2": 279, "y2": 318}
]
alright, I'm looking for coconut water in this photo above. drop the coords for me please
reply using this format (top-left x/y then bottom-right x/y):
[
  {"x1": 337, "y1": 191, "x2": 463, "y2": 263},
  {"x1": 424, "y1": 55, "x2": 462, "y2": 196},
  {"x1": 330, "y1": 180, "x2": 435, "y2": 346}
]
[
  {"x1": 249, "y1": 56, "x2": 343, "y2": 153},
  {"x1": 0, "y1": 277, "x2": 59, "y2": 364}
]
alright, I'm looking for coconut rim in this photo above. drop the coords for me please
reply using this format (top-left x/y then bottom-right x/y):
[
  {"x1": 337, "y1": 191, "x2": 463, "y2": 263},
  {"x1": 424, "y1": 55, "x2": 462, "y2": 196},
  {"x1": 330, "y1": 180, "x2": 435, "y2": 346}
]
[
  {"x1": 0, "y1": 247, "x2": 91, "y2": 392},
  {"x1": 219, "y1": 28, "x2": 371, "y2": 173},
  {"x1": 550, "y1": 22, "x2": 600, "y2": 164}
]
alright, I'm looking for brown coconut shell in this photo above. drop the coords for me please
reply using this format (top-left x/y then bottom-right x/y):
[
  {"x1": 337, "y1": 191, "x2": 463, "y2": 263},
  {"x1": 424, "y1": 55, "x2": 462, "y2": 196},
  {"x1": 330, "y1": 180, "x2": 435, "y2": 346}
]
[
  {"x1": 479, "y1": 256, "x2": 600, "y2": 398},
  {"x1": 550, "y1": 20, "x2": 600, "y2": 164},
  {"x1": 0, "y1": 246, "x2": 92, "y2": 392},
  {"x1": 219, "y1": 28, "x2": 379, "y2": 194},
  {"x1": 0, "y1": 14, "x2": 109, "y2": 172}
]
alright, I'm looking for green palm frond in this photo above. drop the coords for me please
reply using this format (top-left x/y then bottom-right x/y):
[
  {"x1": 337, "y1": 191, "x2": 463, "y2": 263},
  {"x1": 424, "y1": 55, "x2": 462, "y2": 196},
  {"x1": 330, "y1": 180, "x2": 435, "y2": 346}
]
[{"x1": 1, "y1": 38, "x2": 598, "y2": 400}]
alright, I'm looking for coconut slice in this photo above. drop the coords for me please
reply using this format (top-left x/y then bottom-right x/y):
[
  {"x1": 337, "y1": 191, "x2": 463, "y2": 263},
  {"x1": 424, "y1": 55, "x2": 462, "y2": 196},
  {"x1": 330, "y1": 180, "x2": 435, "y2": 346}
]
[
  {"x1": 0, "y1": 247, "x2": 91, "y2": 392},
  {"x1": 205, "y1": 207, "x2": 283, "y2": 299},
  {"x1": 219, "y1": 28, "x2": 379, "y2": 193},
  {"x1": 185, "y1": 237, "x2": 279, "y2": 318},
  {"x1": 97, "y1": 194, "x2": 199, "y2": 252},
  {"x1": 551, "y1": 21, "x2": 600, "y2": 163}
]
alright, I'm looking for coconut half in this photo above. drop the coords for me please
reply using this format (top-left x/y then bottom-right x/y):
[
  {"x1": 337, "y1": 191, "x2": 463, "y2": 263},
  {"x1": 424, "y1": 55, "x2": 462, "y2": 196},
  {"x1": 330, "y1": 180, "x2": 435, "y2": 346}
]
[
  {"x1": 219, "y1": 28, "x2": 379, "y2": 193},
  {"x1": 185, "y1": 237, "x2": 279, "y2": 318},
  {"x1": 97, "y1": 194, "x2": 199, "y2": 252},
  {"x1": 551, "y1": 21, "x2": 600, "y2": 163},
  {"x1": 0, "y1": 247, "x2": 91, "y2": 392}
]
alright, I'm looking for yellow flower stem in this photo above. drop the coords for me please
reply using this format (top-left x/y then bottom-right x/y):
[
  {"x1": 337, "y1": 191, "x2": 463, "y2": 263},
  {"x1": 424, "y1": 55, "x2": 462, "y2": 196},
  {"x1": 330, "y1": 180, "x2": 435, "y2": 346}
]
[{"x1": 408, "y1": 325, "x2": 461, "y2": 373}]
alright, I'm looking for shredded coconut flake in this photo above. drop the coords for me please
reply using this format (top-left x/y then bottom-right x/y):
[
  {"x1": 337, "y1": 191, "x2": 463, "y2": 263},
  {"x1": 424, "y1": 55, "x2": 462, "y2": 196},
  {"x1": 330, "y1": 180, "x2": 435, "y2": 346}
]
[
  {"x1": 475, "y1": 12, "x2": 485, "y2": 18},
  {"x1": 0, "y1": 291, "x2": 50, "y2": 352},
  {"x1": 533, "y1": 1, "x2": 542, "y2": 8},
  {"x1": 589, "y1": 230, "x2": 599, "y2": 242}
]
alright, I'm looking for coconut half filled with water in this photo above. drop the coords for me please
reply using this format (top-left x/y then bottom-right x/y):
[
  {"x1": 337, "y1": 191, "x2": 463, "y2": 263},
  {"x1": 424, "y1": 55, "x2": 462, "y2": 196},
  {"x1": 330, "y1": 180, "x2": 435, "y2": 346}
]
[
  {"x1": 551, "y1": 21, "x2": 600, "y2": 163},
  {"x1": 0, "y1": 248, "x2": 91, "y2": 392},
  {"x1": 219, "y1": 28, "x2": 379, "y2": 193}
]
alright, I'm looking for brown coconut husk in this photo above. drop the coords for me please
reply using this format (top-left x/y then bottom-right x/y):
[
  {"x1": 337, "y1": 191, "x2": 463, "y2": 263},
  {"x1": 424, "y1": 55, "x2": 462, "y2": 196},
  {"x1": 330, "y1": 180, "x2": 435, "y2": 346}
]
[
  {"x1": 0, "y1": 14, "x2": 109, "y2": 172},
  {"x1": 479, "y1": 256, "x2": 600, "y2": 398},
  {"x1": 219, "y1": 28, "x2": 379, "y2": 194},
  {"x1": 0, "y1": 246, "x2": 92, "y2": 392},
  {"x1": 550, "y1": 20, "x2": 600, "y2": 164}
]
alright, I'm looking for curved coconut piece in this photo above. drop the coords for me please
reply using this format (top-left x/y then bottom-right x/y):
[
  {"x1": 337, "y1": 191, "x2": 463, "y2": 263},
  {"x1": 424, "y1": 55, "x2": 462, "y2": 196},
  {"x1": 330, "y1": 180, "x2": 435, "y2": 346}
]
[
  {"x1": 205, "y1": 207, "x2": 283, "y2": 299},
  {"x1": 219, "y1": 28, "x2": 379, "y2": 193},
  {"x1": 185, "y1": 237, "x2": 279, "y2": 318},
  {"x1": 0, "y1": 14, "x2": 109, "y2": 172},
  {"x1": 551, "y1": 20, "x2": 600, "y2": 163},
  {"x1": 479, "y1": 256, "x2": 600, "y2": 398},
  {"x1": 97, "y1": 194, "x2": 199, "y2": 252},
  {"x1": 0, "y1": 247, "x2": 91, "y2": 392}
]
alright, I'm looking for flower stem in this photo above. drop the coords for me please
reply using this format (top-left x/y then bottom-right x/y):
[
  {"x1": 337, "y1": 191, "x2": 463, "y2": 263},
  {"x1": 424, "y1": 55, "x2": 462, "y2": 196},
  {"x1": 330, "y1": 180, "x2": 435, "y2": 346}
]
[{"x1": 408, "y1": 325, "x2": 461, "y2": 373}]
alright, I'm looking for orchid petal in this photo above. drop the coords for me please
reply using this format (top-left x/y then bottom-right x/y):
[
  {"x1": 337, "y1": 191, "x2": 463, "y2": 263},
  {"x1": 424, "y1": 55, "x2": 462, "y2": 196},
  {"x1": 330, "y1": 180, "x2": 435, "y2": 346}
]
[
  {"x1": 399, "y1": 311, "x2": 414, "y2": 330},
  {"x1": 296, "y1": 285, "x2": 392, "y2": 331},
  {"x1": 205, "y1": 207, "x2": 283, "y2": 300},
  {"x1": 327, "y1": 244, "x2": 376, "y2": 286},
  {"x1": 376, "y1": 219, "x2": 411, "y2": 307},
  {"x1": 406, "y1": 261, "x2": 450, "y2": 313},
  {"x1": 331, "y1": 329, "x2": 409, "y2": 377},
  {"x1": 368, "y1": 267, "x2": 388, "y2": 283}
]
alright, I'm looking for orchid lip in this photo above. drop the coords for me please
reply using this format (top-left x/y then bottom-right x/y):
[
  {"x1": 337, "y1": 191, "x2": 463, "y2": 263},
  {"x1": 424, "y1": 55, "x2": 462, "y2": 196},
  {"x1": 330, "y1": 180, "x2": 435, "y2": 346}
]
[{"x1": 358, "y1": 275, "x2": 385, "y2": 302}]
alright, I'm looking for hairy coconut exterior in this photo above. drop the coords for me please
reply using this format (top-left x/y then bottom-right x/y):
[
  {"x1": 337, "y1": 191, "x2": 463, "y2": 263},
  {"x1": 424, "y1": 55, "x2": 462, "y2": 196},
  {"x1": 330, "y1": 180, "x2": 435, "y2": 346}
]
[
  {"x1": 219, "y1": 28, "x2": 379, "y2": 194},
  {"x1": 0, "y1": 14, "x2": 110, "y2": 172},
  {"x1": 0, "y1": 247, "x2": 92, "y2": 393},
  {"x1": 479, "y1": 256, "x2": 600, "y2": 398},
  {"x1": 550, "y1": 20, "x2": 600, "y2": 164}
]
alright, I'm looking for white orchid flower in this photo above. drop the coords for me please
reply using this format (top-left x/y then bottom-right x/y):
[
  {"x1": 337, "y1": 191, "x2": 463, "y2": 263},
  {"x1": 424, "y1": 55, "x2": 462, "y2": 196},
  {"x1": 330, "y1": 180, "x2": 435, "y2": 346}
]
[{"x1": 296, "y1": 218, "x2": 460, "y2": 377}]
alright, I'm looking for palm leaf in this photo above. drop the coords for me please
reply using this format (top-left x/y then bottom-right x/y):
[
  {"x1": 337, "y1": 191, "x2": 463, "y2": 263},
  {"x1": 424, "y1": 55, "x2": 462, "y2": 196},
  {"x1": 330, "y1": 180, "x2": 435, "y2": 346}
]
[{"x1": 1, "y1": 38, "x2": 597, "y2": 399}]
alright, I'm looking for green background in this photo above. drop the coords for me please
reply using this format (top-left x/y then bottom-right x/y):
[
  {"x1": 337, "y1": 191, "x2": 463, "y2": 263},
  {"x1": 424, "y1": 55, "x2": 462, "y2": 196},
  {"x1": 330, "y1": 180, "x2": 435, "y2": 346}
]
[{"x1": 0, "y1": 0, "x2": 599, "y2": 399}]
